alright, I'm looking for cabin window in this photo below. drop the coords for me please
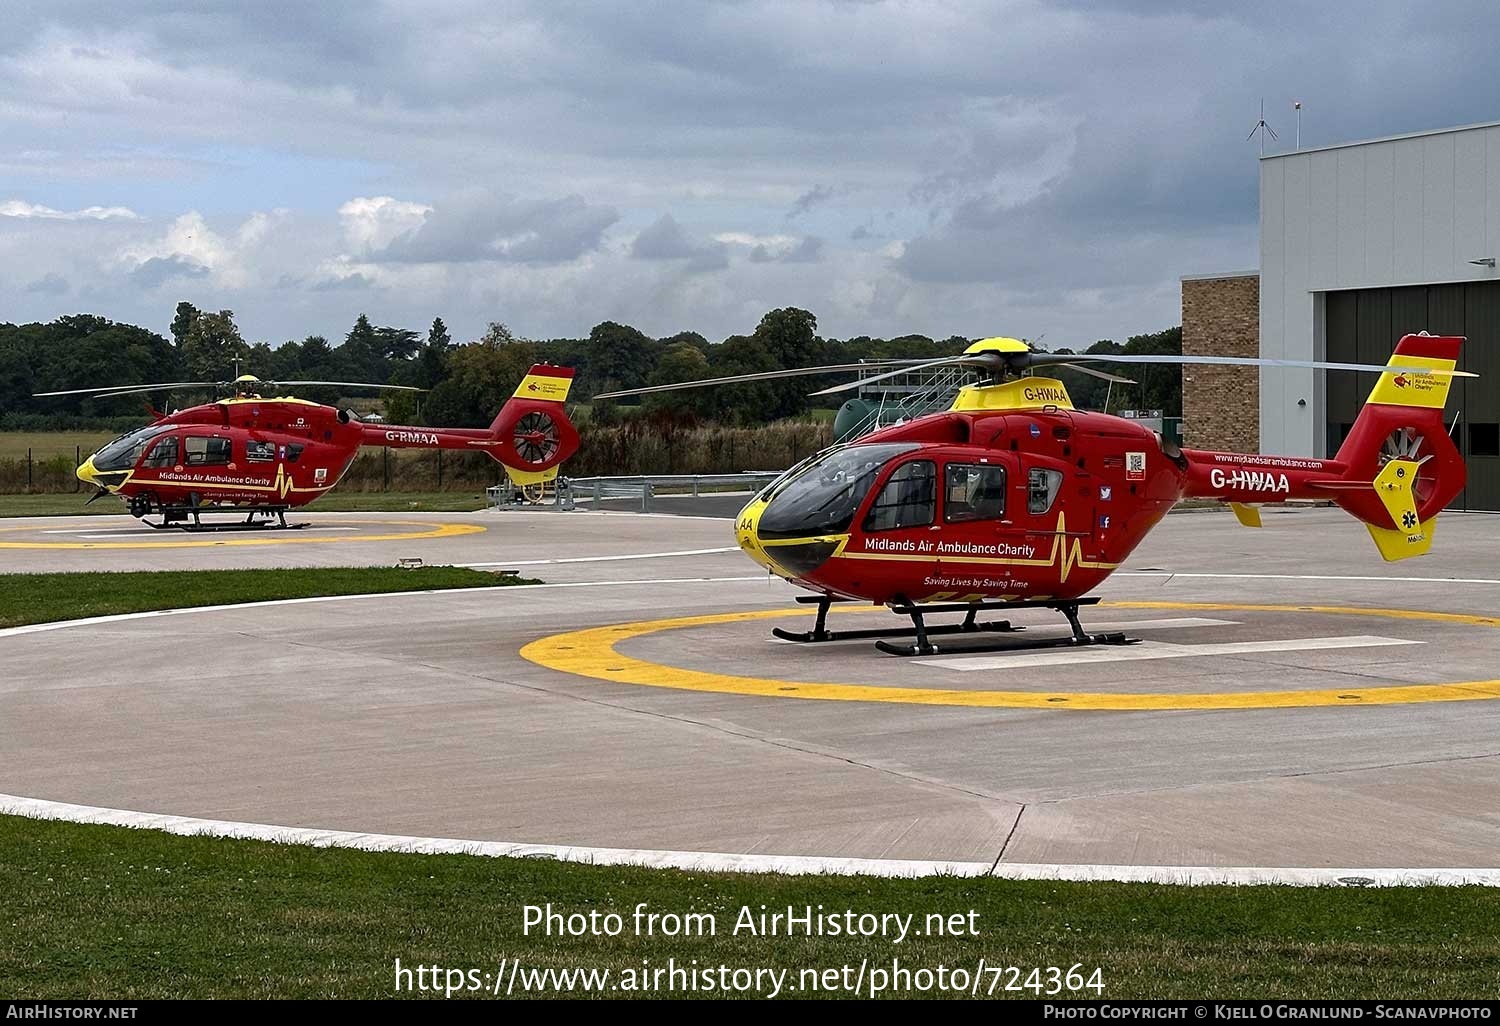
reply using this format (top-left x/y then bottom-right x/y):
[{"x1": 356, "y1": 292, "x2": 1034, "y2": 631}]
[
  {"x1": 1027, "y1": 467, "x2": 1063, "y2": 514},
  {"x1": 863, "y1": 460, "x2": 936, "y2": 532},
  {"x1": 184, "y1": 436, "x2": 232, "y2": 467},
  {"x1": 142, "y1": 435, "x2": 179, "y2": 469},
  {"x1": 246, "y1": 440, "x2": 277, "y2": 462},
  {"x1": 944, "y1": 463, "x2": 1006, "y2": 523},
  {"x1": 285, "y1": 443, "x2": 305, "y2": 463}
]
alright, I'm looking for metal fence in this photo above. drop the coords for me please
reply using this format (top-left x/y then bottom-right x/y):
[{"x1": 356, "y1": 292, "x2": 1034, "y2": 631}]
[
  {"x1": 489, "y1": 472, "x2": 784, "y2": 513},
  {"x1": 0, "y1": 447, "x2": 87, "y2": 493}
]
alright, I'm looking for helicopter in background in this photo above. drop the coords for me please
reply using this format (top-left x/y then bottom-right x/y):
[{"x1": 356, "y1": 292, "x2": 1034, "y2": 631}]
[{"x1": 36, "y1": 366, "x2": 578, "y2": 530}]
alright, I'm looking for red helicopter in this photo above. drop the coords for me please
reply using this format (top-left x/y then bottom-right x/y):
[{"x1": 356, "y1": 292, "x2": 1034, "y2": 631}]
[
  {"x1": 38, "y1": 366, "x2": 579, "y2": 530},
  {"x1": 597, "y1": 334, "x2": 1472, "y2": 656}
]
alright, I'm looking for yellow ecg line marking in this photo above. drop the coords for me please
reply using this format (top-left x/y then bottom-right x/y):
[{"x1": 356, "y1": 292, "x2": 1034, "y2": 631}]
[
  {"x1": 837, "y1": 511, "x2": 1118, "y2": 583},
  {"x1": 520, "y1": 601, "x2": 1500, "y2": 712}
]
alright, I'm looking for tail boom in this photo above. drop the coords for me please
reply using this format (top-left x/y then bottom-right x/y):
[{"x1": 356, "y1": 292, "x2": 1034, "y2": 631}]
[
  {"x1": 359, "y1": 364, "x2": 579, "y2": 483},
  {"x1": 1180, "y1": 334, "x2": 1466, "y2": 562}
]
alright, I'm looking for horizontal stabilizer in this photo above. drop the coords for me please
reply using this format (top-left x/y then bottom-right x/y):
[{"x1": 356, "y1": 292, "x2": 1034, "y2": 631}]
[{"x1": 1229, "y1": 502, "x2": 1262, "y2": 528}]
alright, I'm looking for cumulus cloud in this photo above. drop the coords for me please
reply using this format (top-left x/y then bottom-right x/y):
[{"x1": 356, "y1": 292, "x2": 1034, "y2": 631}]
[
  {"x1": 128, "y1": 255, "x2": 210, "y2": 288},
  {"x1": 25, "y1": 272, "x2": 69, "y2": 295},
  {"x1": 338, "y1": 196, "x2": 432, "y2": 253},
  {"x1": 309, "y1": 271, "x2": 376, "y2": 292},
  {"x1": 749, "y1": 235, "x2": 823, "y2": 264},
  {"x1": 365, "y1": 190, "x2": 618, "y2": 264},
  {"x1": 1, "y1": 199, "x2": 138, "y2": 220},
  {"x1": 632, "y1": 214, "x2": 728, "y2": 273},
  {"x1": 116, "y1": 211, "x2": 280, "y2": 289},
  {"x1": 717, "y1": 231, "x2": 822, "y2": 263}
]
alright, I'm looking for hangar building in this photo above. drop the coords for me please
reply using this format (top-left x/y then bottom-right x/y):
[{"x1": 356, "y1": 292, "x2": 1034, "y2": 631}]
[{"x1": 1182, "y1": 120, "x2": 1500, "y2": 511}]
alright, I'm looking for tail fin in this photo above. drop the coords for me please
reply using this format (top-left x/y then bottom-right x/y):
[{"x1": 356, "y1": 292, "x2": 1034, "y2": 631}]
[
  {"x1": 1331, "y1": 334, "x2": 1466, "y2": 561},
  {"x1": 488, "y1": 364, "x2": 580, "y2": 486}
]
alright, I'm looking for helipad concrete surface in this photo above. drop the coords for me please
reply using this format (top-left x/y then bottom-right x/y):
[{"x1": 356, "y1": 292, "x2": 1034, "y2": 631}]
[
  {"x1": 2, "y1": 505, "x2": 1499, "y2": 870},
  {"x1": 0, "y1": 507, "x2": 740, "y2": 575}
]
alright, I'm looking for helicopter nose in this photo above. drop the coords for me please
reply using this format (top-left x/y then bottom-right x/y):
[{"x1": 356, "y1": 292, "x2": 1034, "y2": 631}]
[
  {"x1": 734, "y1": 496, "x2": 780, "y2": 574},
  {"x1": 76, "y1": 456, "x2": 99, "y2": 488},
  {"x1": 735, "y1": 495, "x2": 841, "y2": 580}
]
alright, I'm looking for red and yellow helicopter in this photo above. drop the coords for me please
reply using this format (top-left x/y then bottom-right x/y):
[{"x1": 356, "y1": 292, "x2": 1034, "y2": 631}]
[
  {"x1": 38, "y1": 366, "x2": 578, "y2": 529},
  {"x1": 598, "y1": 334, "x2": 1472, "y2": 656}
]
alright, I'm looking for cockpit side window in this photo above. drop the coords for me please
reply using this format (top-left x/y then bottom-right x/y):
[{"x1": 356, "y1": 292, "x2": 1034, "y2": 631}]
[
  {"x1": 142, "y1": 435, "x2": 179, "y2": 469},
  {"x1": 863, "y1": 460, "x2": 936, "y2": 532}
]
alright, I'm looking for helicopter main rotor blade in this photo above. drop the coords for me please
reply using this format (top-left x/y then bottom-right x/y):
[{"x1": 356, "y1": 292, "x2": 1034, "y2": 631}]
[
  {"x1": 591, "y1": 360, "x2": 935, "y2": 399},
  {"x1": 1040, "y1": 353, "x2": 1478, "y2": 377},
  {"x1": 807, "y1": 354, "x2": 999, "y2": 397},
  {"x1": 269, "y1": 380, "x2": 426, "y2": 392},
  {"x1": 34, "y1": 381, "x2": 216, "y2": 398},
  {"x1": 1048, "y1": 362, "x2": 1137, "y2": 385}
]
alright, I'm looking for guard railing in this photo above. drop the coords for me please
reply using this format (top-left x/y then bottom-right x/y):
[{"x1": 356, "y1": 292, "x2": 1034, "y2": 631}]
[{"x1": 488, "y1": 471, "x2": 783, "y2": 512}]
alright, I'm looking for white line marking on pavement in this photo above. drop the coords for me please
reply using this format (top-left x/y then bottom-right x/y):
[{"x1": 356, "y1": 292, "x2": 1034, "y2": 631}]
[
  {"x1": 1118, "y1": 571, "x2": 1500, "y2": 586},
  {"x1": 1003, "y1": 616, "x2": 1238, "y2": 633},
  {"x1": 0, "y1": 576, "x2": 772, "y2": 641},
  {"x1": 3, "y1": 793, "x2": 1496, "y2": 885},
  {"x1": 461, "y1": 546, "x2": 738, "y2": 567},
  {"x1": 917, "y1": 635, "x2": 1421, "y2": 671}
]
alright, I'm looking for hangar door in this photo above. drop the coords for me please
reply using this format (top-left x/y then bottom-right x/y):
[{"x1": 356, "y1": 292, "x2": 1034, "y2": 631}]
[{"x1": 1325, "y1": 281, "x2": 1500, "y2": 512}]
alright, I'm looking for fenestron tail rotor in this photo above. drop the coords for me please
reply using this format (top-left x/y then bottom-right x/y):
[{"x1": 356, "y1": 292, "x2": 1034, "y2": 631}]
[
  {"x1": 1380, "y1": 427, "x2": 1427, "y2": 465},
  {"x1": 513, "y1": 410, "x2": 562, "y2": 464}
]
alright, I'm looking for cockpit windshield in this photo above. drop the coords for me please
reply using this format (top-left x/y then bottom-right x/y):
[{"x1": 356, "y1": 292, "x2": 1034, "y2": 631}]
[
  {"x1": 757, "y1": 442, "x2": 919, "y2": 539},
  {"x1": 92, "y1": 424, "x2": 175, "y2": 471}
]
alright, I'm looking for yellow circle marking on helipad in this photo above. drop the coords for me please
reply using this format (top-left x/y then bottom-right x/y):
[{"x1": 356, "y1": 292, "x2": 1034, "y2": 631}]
[
  {"x1": 0, "y1": 519, "x2": 485, "y2": 549},
  {"x1": 519, "y1": 601, "x2": 1500, "y2": 711}
]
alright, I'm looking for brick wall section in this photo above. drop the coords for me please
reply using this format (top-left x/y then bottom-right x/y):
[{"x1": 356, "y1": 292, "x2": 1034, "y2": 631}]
[{"x1": 1181, "y1": 274, "x2": 1260, "y2": 453}]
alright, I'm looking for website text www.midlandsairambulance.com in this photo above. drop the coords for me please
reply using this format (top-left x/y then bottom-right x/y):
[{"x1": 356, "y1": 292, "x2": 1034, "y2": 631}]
[{"x1": 394, "y1": 957, "x2": 1105, "y2": 998}]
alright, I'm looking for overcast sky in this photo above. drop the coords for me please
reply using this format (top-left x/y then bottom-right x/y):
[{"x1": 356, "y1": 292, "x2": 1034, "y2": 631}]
[{"x1": 3, "y1": 0, "x2": 1498, "y2": 348}]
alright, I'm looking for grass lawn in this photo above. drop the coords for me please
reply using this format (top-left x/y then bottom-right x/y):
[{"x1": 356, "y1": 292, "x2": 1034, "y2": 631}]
[
  {"x1": 0, "y1": 490, "x2": 492, "y2": 517},
  {"x1": 0, "y1": 431, "x2": 116, "y2": 460},
  {"x1": 0, "y1": 566, "x2": 531, "y2": 629},
  {"x1": 1, "y1": 814, "x2": 1496, "y2": 999}
]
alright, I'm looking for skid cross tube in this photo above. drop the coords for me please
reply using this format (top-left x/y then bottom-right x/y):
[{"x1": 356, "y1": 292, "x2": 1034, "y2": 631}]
[
  {"x1": 772, "y1": 594, "x2": 1024, "y2": 647},
  {"x1": 142, "y1": 503, "x2": 301, "y2": 532},
  {"x1": 769, "y1": 594, "x2": 1136, "y2": 656},
  {"x1": 876, "y1": 597, "x2": 1135, "y2": 657}
]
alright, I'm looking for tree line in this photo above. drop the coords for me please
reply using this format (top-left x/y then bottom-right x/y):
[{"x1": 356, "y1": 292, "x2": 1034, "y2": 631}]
[{"x1": 0, "y1": 302, "x2": 1182, "y2": 431}]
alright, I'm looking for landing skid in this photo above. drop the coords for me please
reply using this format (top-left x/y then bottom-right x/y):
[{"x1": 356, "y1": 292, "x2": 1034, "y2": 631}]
[
  {"x1": 775, "y1": 594, "x2": 1138, "y2": 657},
  {"x1": 140, "y1": 505, "x2": 303, "y2": 532}
]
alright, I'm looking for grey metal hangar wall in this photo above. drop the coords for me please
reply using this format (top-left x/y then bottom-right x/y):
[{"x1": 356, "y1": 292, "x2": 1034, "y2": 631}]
[
  {"x1": 1259, "y1": 120, "x2": 1500, "y2": 511},
  {"x1": 1324, "y1": 282, "x2": 1500, "y2": 511}
]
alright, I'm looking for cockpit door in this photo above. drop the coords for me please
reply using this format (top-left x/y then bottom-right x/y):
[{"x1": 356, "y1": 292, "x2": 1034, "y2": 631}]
[{"x1": 140, "y1": 434, "x2": 180, "y2": 471}]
